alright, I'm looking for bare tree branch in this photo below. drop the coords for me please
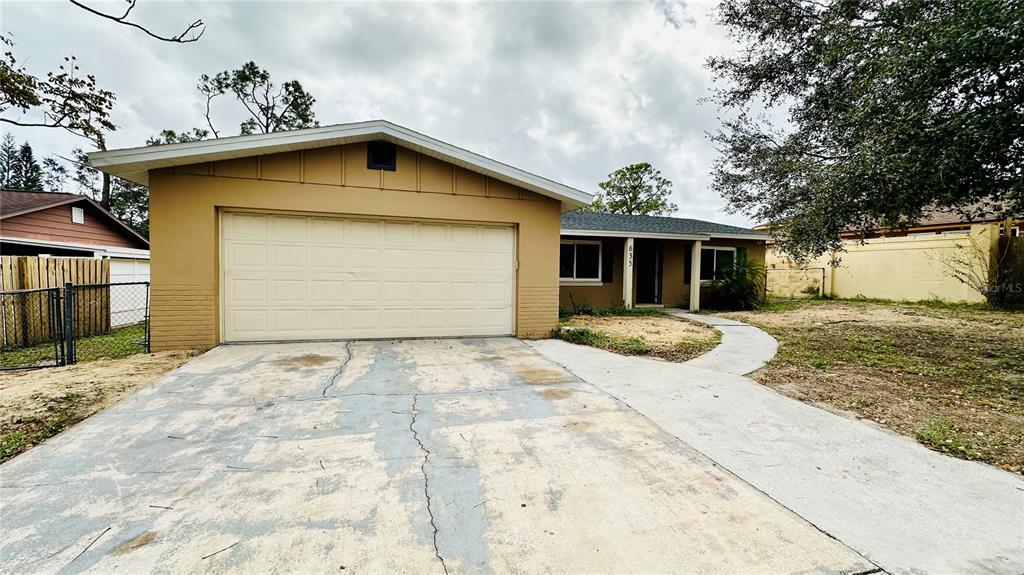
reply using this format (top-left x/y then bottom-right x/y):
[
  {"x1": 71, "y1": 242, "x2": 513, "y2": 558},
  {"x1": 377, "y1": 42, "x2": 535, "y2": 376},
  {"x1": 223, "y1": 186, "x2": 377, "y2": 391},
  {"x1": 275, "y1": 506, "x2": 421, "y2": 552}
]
[{"x1": 68, "y1": 0, "x2": 205, "y2": 43}]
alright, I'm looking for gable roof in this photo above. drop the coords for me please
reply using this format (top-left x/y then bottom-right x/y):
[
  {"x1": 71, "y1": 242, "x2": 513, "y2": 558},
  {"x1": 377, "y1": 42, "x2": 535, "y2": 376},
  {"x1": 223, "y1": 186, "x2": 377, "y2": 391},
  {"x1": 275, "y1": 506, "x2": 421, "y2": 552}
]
[
  {"x1": 0, "y1": 189, "x2": 150, "y2": 248},
  {"x1": 561, "y1": 211, "x2": 768, "y2": 240},
  {"x1": 87, "y1": 120, "x2": 592, "y2": 208}
]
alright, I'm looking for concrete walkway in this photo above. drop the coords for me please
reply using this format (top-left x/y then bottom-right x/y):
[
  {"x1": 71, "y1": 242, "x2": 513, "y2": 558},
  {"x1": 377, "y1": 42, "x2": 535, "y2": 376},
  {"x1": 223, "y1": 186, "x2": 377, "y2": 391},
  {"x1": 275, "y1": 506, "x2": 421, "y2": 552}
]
[
  {"x1": 668, "y1": 309, "x2": 778, "y2": 375},
  {"x1": 529, "y1": 316, "x2": 1024, "y2": 575}
]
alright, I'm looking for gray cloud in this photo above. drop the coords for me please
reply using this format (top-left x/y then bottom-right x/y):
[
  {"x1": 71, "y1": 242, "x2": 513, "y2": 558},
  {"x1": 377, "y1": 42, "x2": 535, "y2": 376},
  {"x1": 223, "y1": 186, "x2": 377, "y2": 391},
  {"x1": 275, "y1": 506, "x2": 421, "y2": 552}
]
[{"x1": 3, "y1": 0, "x2": 753, "y2": 226}]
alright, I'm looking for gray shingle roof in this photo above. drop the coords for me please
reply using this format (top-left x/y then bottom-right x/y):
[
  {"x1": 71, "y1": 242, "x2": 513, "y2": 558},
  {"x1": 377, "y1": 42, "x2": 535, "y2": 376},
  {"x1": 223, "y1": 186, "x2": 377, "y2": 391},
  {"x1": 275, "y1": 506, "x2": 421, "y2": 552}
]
[{"x1": 561, "y1": 211, "x2": 766, "y2": 238}]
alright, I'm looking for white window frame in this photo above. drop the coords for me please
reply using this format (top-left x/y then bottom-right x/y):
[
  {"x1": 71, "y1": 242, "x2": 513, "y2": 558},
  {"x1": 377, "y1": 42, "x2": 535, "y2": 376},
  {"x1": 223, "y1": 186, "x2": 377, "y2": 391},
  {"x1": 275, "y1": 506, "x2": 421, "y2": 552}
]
[
  {"x1": 699, "y1": 246, "x2": 737, "y2": 285},
  {"x1": 560, "y1": 239, "x2": 603, "y2": 285},
  {"x1": 71, "y1": 206, "x2": 85, "y2": 224}
]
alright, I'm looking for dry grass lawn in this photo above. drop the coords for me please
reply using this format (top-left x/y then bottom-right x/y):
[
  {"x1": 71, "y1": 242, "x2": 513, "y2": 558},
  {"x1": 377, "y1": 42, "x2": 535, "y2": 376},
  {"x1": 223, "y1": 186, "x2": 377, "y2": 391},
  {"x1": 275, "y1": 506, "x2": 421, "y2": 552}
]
[
  {"x1": 562, "y1": 314, "x2": 720, "y2": 362},
  {"x1": 0, "y1": 351, "x2": 195, "y2": 463},
  {"x1": 721, "y1": 299, "x2": 1024, "y2": 474}
]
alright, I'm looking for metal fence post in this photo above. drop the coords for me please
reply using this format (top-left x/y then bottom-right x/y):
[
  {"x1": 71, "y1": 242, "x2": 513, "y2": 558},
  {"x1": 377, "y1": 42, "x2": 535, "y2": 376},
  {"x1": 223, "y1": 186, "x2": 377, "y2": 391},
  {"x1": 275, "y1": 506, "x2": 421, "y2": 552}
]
[{"x1": 63, "y1": 282, "x2": 75, "y2": 365}]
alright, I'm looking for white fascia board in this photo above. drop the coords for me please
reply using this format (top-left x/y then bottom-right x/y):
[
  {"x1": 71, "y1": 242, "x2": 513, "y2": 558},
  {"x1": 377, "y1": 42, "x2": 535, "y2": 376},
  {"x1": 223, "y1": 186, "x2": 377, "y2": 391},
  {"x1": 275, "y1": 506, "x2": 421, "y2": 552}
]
[
  {"x1": 0, "y1": 236, "x2": 151, "y2": 259},
  {"x1": 88, "y1": 120, "x2": 592, "y2": 208},
  {"x1": 560, "y1": 229, "x2": 711, "y2": 241}
]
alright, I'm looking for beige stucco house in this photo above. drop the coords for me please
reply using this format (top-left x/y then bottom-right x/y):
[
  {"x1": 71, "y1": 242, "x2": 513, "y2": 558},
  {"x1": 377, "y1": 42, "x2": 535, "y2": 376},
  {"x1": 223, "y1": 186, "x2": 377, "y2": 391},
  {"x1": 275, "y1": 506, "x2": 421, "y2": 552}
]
[
  {"x1": 89, "y1": 120, "x2": 591, "y2": 350},
  {"x1": 558, "y1": 211, "x2": 768, "y2": 311}
]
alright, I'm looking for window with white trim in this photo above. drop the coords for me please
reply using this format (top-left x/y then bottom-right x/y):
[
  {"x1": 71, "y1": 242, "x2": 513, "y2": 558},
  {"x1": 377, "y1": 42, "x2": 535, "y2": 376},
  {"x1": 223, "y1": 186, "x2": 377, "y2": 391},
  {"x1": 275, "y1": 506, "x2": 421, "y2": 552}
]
[
  {"x1": 700, "y1": 246, "x2": 736, "y2": 283},
  {"x1": 560, "y1": 240, "x2": 602, "y2": 281},
  {"x1": 71, "y1": 207, "x2": 85, "y2": 224}
]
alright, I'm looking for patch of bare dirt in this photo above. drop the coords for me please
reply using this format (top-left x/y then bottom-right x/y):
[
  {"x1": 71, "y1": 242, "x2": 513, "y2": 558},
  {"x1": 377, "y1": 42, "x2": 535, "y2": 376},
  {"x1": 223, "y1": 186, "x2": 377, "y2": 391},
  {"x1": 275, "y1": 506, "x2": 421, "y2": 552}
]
[
  {"x1": 0, "y1": 351, "x2": 195, "y2": 461},
  {"x1": 564, "y1": 315, "x2": 718, "y2": 347}
]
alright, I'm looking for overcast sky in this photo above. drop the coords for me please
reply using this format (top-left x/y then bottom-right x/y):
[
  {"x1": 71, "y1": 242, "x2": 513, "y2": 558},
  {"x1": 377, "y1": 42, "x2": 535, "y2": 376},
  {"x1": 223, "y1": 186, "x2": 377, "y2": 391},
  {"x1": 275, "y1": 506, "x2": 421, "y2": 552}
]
[{"x1": 3, "y1": 0, "x2": 756, "y2": 226}]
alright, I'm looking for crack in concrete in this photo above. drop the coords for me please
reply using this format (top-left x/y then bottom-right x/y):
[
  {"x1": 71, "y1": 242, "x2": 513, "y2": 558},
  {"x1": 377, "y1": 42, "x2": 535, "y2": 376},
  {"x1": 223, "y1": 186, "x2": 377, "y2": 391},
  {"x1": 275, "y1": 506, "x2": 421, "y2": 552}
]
[
  {"x1": 409, "y1": 394, "x2": 449, "y2": 575},
  {"x1": 322, "y1": 341, "x2": 353, "y2": 397}
]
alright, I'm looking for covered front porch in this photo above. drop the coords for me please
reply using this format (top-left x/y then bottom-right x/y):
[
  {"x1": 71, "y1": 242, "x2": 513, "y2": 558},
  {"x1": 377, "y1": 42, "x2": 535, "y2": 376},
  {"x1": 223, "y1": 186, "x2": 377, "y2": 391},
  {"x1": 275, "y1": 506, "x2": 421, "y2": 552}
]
[{"x1": 559, "y1": 235, "x2": 711, "y2": 311}]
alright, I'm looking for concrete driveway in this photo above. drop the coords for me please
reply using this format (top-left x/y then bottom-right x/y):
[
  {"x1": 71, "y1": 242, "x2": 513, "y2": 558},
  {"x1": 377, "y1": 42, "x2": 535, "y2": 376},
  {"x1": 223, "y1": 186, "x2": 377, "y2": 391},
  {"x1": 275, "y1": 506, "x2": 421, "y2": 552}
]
[{"x1": 0, "y1": 338, "x2": 872, "y2": 574}]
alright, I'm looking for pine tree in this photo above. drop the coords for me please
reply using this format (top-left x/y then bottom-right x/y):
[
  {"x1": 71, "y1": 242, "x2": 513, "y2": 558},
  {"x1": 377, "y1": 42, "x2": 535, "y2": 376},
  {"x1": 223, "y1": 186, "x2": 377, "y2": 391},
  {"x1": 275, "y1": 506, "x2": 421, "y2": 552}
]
[
  {"x1": 10, "y1": 142, "x2": 43, "y2": 191},
  {"x1": 0, "y1": 133, "x2": 16, "y2": 189}
]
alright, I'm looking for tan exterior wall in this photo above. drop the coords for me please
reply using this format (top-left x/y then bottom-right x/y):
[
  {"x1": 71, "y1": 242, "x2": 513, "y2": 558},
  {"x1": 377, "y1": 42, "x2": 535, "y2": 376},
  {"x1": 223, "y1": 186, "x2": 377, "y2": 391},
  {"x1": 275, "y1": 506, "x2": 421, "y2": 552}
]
[
  {"x1": 558, "y1": 238, "x2": 764, "y2": 310},
  {"x1": 766, "y1": 224, "x2": 996, "y2": 303},
  {"x1": 559, "y1": 237, "x2": 625, "y2": 309},
  {"x1": 148, "y1": 143, "x2": 562, "y2": 351}
]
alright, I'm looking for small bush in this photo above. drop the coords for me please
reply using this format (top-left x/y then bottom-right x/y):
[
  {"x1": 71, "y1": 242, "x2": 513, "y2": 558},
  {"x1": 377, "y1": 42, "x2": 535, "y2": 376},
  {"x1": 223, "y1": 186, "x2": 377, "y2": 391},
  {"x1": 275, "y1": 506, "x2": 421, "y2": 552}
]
[
  {"x1": 559, "y1": 327, "x2": 611, "y2": 348},
  {"x1": 714, "y1": 257, "x2": 767, "y2": 310}
]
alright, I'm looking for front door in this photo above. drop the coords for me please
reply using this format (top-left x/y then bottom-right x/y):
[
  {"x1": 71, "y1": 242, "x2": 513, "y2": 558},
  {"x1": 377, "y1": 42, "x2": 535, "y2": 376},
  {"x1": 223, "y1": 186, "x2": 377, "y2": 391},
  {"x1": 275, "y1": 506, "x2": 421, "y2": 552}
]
[{"x1": 635, "y1": 240, "x2": 662, "y2": 305}]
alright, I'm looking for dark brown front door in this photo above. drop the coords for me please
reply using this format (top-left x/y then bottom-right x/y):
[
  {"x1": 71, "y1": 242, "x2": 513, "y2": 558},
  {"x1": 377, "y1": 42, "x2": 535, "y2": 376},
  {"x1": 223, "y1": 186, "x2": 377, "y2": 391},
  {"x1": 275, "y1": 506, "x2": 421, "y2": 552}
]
[{"x1": 635, "y1": 240, "x2": 662, "y2": 304}]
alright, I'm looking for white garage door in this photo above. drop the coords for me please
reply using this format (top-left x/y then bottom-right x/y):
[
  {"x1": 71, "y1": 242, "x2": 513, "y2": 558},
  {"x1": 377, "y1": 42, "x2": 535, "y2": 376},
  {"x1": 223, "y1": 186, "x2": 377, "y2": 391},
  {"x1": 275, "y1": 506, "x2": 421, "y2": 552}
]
[{"x1": 221, "y1": 211, "x2": 515, "y2": 341}]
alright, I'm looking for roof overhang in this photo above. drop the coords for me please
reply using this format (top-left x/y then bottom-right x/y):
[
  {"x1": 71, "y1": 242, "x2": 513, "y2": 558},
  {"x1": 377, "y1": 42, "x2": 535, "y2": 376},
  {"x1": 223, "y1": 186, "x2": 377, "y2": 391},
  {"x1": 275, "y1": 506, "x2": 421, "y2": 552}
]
[
  {"x1": 0, "y1": 236, "x2": 150, "y2": 259},
  {"x1": 88, "y1": 120, "x2": 592, "y2": 209},
  {"x1": 561, "y1": 229, "x2": 770, "y2": 241}
]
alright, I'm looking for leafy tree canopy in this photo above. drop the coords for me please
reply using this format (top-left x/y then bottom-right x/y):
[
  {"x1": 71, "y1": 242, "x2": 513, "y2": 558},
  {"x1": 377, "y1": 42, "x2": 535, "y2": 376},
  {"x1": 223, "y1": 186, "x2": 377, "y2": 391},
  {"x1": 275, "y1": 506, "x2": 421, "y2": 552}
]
[
  {"x1": 590, "y1": 162, "x2": 678, "y2": 216},
  {"x1": 708, "y1": 0, "x2": 1024, "y2": 260},
  {"x1": 194, "y1": 62, "x2": 318, "y2": 138},
  {"x1": 0, "y1": 35, "x2": 115, "y2": 144}
]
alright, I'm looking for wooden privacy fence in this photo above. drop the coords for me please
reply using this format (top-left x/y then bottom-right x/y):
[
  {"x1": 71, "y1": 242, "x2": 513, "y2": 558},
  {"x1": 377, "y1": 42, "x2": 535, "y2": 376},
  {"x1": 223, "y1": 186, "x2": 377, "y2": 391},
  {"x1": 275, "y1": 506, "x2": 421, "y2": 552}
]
[
  {"x1": 1, "y1": 256, "x2": 111, "y2": 348},
  {"x1": 0, "y1": 255, "x2": 109, "y2": 290}
]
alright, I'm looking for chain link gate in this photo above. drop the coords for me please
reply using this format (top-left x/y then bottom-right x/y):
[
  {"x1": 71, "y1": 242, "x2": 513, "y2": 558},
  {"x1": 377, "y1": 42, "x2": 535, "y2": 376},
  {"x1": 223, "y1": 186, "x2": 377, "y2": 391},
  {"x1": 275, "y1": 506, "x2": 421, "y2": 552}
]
[{"x1": 0, "y1": 282, "x2": 149, "y2": 370}]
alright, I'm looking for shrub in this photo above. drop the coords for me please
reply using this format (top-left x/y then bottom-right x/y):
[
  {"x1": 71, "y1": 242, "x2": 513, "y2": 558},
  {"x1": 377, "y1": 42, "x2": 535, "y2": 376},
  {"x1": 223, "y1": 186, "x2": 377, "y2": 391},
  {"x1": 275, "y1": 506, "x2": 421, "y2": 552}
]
[{"x1": 714, "y1": 257, "x2": 767, "y2": 310}]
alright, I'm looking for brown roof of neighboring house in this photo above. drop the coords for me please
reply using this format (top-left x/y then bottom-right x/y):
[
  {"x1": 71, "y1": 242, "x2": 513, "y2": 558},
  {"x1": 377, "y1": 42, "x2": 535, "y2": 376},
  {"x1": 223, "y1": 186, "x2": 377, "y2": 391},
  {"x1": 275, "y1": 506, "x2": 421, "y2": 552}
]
[{"x1": 0, "y1": 189, "x2": 149, "y2": 248}]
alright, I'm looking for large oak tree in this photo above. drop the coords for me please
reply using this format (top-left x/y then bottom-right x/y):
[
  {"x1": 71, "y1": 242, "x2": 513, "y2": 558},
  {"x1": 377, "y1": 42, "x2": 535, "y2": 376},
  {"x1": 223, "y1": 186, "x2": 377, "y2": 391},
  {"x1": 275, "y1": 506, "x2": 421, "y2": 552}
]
[{"x1": 708, "y1": 0, "x2": 1023, "y2": 260}]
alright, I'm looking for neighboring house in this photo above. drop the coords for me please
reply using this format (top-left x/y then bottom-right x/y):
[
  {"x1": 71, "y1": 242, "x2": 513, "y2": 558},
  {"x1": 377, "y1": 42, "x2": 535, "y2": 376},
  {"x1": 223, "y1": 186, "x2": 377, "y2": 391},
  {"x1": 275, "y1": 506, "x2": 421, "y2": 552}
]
[
  {"x1": 761, "y1": 209, "x2": 1023, "y2": 302},
  {"x1": 559, "y1": 211, "x2": 768, "y2": 311},
  {"x1": 88, "y1": 120, "x2": 592, "y2": 350},
  {"x1": 0, "y1": 189, "x2": 151, "y2": 284}
]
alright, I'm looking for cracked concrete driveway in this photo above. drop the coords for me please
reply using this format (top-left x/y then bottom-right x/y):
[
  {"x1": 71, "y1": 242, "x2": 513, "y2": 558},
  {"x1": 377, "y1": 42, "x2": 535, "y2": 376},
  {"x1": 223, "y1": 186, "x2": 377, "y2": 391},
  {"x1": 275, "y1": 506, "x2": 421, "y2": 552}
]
[{"x1": 1, "y1": 338, "x2": 874, "y2": 574}]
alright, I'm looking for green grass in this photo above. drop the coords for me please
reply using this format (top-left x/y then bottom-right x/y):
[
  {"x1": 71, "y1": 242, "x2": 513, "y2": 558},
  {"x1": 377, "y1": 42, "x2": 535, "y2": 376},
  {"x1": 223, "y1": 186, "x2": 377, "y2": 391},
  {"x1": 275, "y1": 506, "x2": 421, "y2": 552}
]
[
  {"x1": 1, "y1": 323, "x2": 147, "y2": 369},
  {"x1": 0, "y1": 393, "x2": 82, "y2": 463},
  {"x1": 559, "y1": 327, "x2": 653, "y2": 356},
  {"x1": 914, "y1": 418, "x2": 986, "y2": 459}
]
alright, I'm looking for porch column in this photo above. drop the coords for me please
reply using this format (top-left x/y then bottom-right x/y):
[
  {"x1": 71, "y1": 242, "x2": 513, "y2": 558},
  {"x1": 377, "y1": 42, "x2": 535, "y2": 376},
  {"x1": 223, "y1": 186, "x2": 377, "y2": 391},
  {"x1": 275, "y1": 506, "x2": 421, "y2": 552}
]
[
  {"x1": 623, "y1": 237, "x2": 635, "y2": 308},
  {"x1": 689, "y1": 240, "x2": 702, "y2": 311}
]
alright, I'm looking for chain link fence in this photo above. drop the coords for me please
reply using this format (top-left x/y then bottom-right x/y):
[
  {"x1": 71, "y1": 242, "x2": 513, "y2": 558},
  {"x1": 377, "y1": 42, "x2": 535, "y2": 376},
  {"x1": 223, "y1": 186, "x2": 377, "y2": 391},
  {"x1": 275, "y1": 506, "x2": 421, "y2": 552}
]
[{"x1": 0, "y1": 282, "x2": 149, "y2": 370}]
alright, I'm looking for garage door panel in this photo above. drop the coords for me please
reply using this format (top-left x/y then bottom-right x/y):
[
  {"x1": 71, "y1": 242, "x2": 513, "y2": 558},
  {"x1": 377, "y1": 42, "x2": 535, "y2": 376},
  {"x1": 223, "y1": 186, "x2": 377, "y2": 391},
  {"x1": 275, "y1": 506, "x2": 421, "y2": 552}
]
[
  {"x1": 309, "y1": 280, "x2": 344, "y2": 304},
  {"x1": 382, "y1": 221, "x2": 416, "y2": 243},
  {"x1": 345, "y1": 308, "x2": 380, "y2": 330},
  {"x1": 272, "y1": 215, "x2": 308, "y2": 239},
  {"x1": 270, "y1": 280, "x2": 306, "y2": 303},
  {"x1": 348, "y1": 219, "x2": 381, "y2": 240},
  {"x1": 382, "y1": 248, "x2": 415, "y2": 271},
  {"x1": 228, "y1": 278, "x2": 268, "y2": 303},
  {"x1": 271, "y1": 309, "x2": 307, "y2": 332},
  {"x1": 222, "y1": 212, "x2": 514, "y2": 341},
  {"x1": 225, "y1": 213, "x2": 269, "y2": 239},
  {"x1": 450, "y1": 308, "x2": 481, "y2": 328},
  {"x1": 417, "y1": 308, "x2": 449, "y2": 329},
  {"x1": 270, "y1": 244, "x2": 307, "y2": 268},
  {"x1": 310, "y1": 217, "x2": 344, "y2": 239},
  {"x1": 309, "y1": 246, "x2": 344, "y2": 269},
  {"x1": 418, "y1": 223, "x2": 448, "y2": 244},
  {"x1": 348, "y1": 247, "x2": 382, "y2": 270},
  {"x1": 309, "y1": 309, "x2": 345, "y2": 332},
  {"x1": 228, "y1": 243, "x2": 268, "y2": 267},
  {"x1": 417, "y1": 249, "x2": 449, "y2": 271}
]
